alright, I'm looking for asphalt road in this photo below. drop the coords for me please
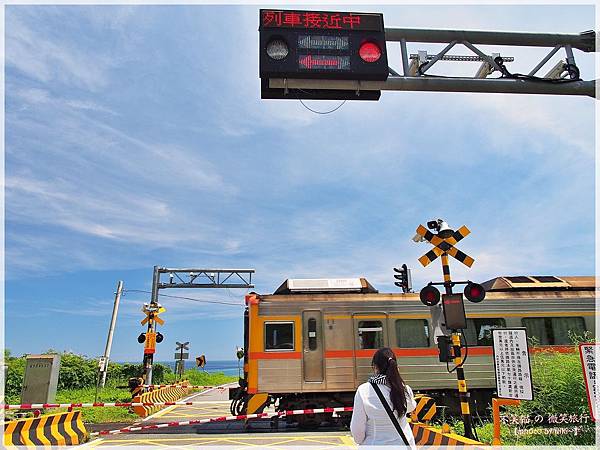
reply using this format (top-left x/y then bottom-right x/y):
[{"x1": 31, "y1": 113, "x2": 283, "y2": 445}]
[{"x1": 84, "y1": 384, "x2": 357, "y2": 448}]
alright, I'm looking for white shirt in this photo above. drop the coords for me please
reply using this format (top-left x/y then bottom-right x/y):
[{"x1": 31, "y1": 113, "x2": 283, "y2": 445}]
[{"x1": 350, "y1": 382, "x2": 417, "y2": 447}]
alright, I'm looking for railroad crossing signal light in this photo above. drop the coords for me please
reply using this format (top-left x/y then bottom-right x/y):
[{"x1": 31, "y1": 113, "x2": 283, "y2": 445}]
[
  {"x1": 420, "y1": 285, "x2": 441, "y2": 306},
  {"x1": 259, "y1": 9, "x2": 388, "y2": 100},
  {"x1": 393, "y1": 264, "x2": 412, "y2": 293},
  {"x1": 464, "y1": 282, "x2": 486, "y2": 303},
  {"x1": 196, "y1": 355, "x2": 206, "y2": 368},
  {"x1": 138, "y1": 332, "x2": 164, "y2": 344}
]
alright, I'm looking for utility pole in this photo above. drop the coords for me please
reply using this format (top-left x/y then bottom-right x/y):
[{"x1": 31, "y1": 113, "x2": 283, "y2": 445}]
[{"x1": 99, "y1": 280, "x2": 123, "y2": 388}]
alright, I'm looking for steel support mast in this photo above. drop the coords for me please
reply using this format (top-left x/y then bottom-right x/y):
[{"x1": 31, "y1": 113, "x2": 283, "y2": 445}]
[
  {"x1": 269, "y1": 27, "x2": 596, "y2": 97},
  {"x1": 142, "y1": 267, "x2": 254, "y2": 385}
]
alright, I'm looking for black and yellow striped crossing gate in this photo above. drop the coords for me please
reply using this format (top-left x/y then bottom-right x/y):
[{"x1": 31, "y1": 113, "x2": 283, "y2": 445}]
[
  {"x1": 411, "y1": 394, "x2": 437, "y2": 423},
  {"x1": 4, "y1": 411, "x2": 87, "y2": 446}
]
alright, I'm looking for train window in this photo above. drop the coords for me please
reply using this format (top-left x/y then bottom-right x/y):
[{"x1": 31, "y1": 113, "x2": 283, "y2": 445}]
[
  {"x1": 358, "y1": 321, "x2": 384, "y2": 349},
  {"x1": 308, "y1": 318, "x2": 318, "y2": 351},
  {"x1": 395, "y1": 319, "x2": 429, "y2": 348},
  {"x1": 521, "y1": 318, "x2": 550, "y2": 345},
  {"x1": 264, "y1": 322, "x2": 294, "y2": 351},
  {"x1": 463, "y1": 318, "x2": 506, "y2": 346},
  {"x1": 551, "y1": 317, "x2": 586, "y2": 344},
  {"x1": 522, "y1": 317, "x2": 586, "y2": 345}
]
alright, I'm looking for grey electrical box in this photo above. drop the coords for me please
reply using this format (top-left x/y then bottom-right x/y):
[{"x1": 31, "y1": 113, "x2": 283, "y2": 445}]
[{"x1": 21, "y1": 354, "x2": 61, "y2": 404}]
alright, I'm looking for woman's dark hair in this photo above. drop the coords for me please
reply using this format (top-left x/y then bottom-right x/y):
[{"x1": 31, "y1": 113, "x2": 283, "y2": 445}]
[{"x1": 372, "y1": 347, "x2": 407, "y2": 416}]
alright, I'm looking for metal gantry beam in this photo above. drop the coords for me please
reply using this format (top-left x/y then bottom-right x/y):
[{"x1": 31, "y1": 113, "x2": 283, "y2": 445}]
[
  {"x1": 143, "y1": 266, "x2": 254, "y2": 385},
  {"x1": 154, "y1": 267, "x2": 255, "y2": 291},
  {"x1": 269, "y1": 27, "x2": 596, "y2": 97}
]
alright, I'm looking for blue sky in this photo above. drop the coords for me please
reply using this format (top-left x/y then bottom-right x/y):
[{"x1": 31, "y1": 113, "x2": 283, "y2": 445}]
[{"x1": 3, "y1": 4, "x2": 595, "y2": 362}]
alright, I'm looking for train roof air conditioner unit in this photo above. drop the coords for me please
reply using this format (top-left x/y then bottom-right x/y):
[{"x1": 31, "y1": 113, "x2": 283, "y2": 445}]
[{"x1": 274, "y1": 278, "x2": 378, "y2": 294}]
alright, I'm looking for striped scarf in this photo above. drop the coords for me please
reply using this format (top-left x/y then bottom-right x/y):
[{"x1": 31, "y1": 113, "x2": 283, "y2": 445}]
[{"x1": 369, "y1": 374, "x2": 388, "y2": 385}]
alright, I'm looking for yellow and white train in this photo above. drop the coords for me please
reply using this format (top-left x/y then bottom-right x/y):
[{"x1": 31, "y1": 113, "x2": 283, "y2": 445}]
[{"x1": 230, "y1": 275, "x2": 595, "y2": 425}]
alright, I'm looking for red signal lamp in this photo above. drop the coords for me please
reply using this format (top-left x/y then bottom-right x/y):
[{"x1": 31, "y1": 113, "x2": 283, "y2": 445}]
[
  {"x1": 137, "y1": 333, "x2": 146, "y2": 344},
  {"x1": 464, "y1": 282, "x2": 486, "y2": 303},
  {"x1": 359, "y1": 41, "x2": 382, "y2": 63},
  {"x1": 420, "y1": 285, "x2": 441, "y2": 306}
]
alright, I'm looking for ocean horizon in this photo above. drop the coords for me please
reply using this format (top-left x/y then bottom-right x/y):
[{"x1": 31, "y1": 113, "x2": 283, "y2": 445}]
[{"x1": 116, "y1": 359, "x2": 241, "y2": 376}]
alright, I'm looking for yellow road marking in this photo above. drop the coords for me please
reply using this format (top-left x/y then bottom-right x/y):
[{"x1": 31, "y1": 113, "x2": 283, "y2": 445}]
[{"x1": 94, "y1": 434, "x2": 353, "y2": 446}]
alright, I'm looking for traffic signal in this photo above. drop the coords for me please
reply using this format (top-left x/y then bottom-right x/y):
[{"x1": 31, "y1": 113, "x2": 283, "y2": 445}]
[
  {"x1": 259, "y1": 9, "x2": 388, "y2": 100},
  {"x1": 137, "y1": 333, "x2": 146, "y2": 343},
  {"x1": 156, "y1": 332, "x2": 164, "y2": 343},
  {"x1": 464, "y1": 282, "x2": 486, "y2": 303},
  {"x1": 420, "y1": 285, "x2": 441, "y2": 306},
  {"x1": 393, "y1": 264, "x2": 412, "y2": 293}
]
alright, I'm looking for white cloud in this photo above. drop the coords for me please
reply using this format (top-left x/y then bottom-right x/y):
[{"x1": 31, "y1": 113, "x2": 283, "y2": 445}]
[{"x1": 6, "y1": 12, "x2": 115, "y2": 91}]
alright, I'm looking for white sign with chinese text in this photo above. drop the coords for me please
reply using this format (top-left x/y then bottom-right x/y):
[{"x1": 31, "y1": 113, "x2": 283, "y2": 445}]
[
  {"x1": 492, "y1": 328, "x2": 533, "y2": 400},
  {"x1": 579, "y1": 343, "x2": 598, "y2": 421}
]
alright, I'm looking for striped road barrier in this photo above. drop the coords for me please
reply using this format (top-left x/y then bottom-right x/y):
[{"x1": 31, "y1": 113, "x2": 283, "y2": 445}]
[
  {"x1": 92, "y1": 406, "x2": 354, "y2": 436},
  {"x1": 143, "y1": 384, "x2": 227, "y2": 390},
  {"x1": 4, "y1": 410, "x2": 87, "y2": 446},
  {"x1": 132, "y1": 384, "x2": 192, "y2": 417},
  {"x1": 410, "y1": 394, "x2": 437, "y2": 423},
  {"x1": 91, "y1": 406, "x2": 484, "y2": 447},
  {"x1": 411, "y1": 421, "x2": 485, "y2": 447}
]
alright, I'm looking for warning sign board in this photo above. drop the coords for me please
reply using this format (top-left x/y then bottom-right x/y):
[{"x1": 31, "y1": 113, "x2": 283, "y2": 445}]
[
  {"x1": 579, "y1": 343, "x2": 598, "y2": 421},
  {"x1": 492, "y1": 328, "x2": 533, "y2": 400}
]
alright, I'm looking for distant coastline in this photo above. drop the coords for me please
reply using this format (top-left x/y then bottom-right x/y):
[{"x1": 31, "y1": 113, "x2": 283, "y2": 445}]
[{"x1": 116, "y1": 359, "x2": 241, "y2": 376}]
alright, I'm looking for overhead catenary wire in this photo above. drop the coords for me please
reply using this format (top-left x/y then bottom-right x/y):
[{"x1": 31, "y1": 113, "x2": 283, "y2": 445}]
[{"x1": 123, "y1": 289, "x2": 243, "y2": 306}]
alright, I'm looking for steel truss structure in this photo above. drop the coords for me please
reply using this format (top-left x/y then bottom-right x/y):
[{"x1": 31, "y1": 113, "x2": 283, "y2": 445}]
[
  {"x1": 152, "y1": 267, "x2": 255, "y2": 292},
  {"x1": 141, "y1": 267, "x2": 254, "y2": 384},
  {"x1": 269, "y1": 27, "x2": 597, "y2": 97}
]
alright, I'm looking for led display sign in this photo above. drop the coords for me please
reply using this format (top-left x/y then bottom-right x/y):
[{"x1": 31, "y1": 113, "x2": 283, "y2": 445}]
[
  {"x1": 259, "y1": 9, "x2": 388, "y2": 100},
  {"x1": 299, "y1": 55, "x2": 350, "y2": 71},
  {"x1": 298, "y1": 35, "x2": 349, "y2": 51},
  {"x1": 261, "y1": 10, "x2": 383, "y2": 31}
]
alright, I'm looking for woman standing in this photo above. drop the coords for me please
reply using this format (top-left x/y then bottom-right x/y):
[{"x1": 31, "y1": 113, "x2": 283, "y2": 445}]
[{"x1": 350, "y1": 347, "x2": 417, "y2": 447}]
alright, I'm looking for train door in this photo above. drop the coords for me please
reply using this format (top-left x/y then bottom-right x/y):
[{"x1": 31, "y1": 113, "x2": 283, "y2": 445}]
[
  {"x1": 352, "y1": 314, "x2": 388, "y2": 384},
  {"x1": 302, "y1": 310, "x2": 324, "y2": 382}
]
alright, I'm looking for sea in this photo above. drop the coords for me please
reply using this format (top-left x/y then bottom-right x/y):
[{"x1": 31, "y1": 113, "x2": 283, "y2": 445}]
[{"x1": 117, "y1": 360, "x2": 241, "y2": 376}]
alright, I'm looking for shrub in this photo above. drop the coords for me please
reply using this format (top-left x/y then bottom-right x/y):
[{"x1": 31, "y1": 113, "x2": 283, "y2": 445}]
[{"x1": 3, "y1": 350, "x2": 173, "y2": 401}]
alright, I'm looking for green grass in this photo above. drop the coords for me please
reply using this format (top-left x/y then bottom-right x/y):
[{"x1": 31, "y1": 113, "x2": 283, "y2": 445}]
[
  {"x1": 163, "y1": 369, "x2": 238, "y2": 387},
  {"x1": 448, "y1": 419, "x2": 596, "y2": 445},
  {"x1": 54, "y1": 386, "x2": 140, "y2": 424},
  {"x1": 4, "y1": 372, "x2": 237, "y2": 424}
]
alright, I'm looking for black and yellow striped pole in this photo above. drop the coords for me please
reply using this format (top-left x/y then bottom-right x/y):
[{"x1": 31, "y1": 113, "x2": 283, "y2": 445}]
[
  {"x1": 439, "y1": 252, "x2": 475, "y2": 440},
  {"x1": 415, "y1": 220, "x2": 478, "y2": 440}
]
